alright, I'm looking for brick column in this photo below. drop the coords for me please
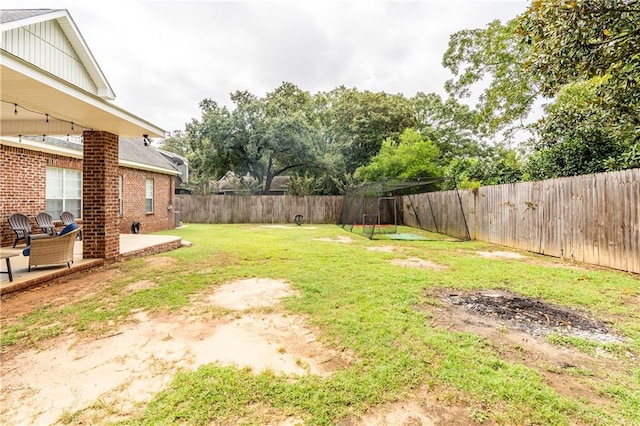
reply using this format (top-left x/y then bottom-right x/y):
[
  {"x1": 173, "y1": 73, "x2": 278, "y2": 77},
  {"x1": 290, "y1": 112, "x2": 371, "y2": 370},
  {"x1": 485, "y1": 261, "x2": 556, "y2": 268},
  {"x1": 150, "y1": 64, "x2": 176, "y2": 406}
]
[{"x1": 83, "y1": 130, "x2": 120, "y2": 261}]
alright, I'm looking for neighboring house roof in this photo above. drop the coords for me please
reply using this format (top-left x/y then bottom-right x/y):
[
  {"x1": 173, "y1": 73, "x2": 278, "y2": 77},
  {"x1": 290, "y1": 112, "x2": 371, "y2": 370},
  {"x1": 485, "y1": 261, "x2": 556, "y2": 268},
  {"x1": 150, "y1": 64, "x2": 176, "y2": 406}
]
[
  {"x1": 119, "y1": 138, "x2": 180, "y2": 175},
  {"x1": 1, "y1": 135, "x2": 179, "y2": 176},
  {"x1": 271, "y1": 175, "x2": 290, "y2": 191},
  {"x1": 0, "y1": 8, "x2": 164, "y2": 137},
  {"x1": 157, "y1": 148, "x2": 189, "y2": 184},
  {"x1": 217, "y1": 172, "x2": 290, "y2": 193}
]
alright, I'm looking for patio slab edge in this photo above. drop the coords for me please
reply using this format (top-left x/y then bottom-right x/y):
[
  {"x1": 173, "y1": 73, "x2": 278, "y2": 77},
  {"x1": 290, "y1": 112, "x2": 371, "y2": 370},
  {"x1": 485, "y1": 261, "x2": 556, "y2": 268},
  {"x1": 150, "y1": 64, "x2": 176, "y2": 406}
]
[{"x1": 0, "y1": 259, "x2": 104, "y2": 295}]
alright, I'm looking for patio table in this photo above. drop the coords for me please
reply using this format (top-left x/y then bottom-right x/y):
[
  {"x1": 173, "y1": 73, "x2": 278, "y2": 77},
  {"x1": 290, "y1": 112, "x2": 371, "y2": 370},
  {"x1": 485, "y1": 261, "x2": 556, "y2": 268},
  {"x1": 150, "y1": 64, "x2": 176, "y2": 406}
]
[{"x1": 0, "y1": 247, "x2": 22, "y2": 283}]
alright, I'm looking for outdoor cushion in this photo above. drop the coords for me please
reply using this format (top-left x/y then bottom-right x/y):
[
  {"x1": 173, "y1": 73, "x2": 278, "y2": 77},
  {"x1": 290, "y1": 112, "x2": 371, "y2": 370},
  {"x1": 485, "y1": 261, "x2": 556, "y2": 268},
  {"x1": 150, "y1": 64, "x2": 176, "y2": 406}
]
[
  {"x1": 23, "y1": 223, "x2": 79, "y2": 256},
  {"x1": 58, "y1": 222, "x2": 78, "y2": 236}
]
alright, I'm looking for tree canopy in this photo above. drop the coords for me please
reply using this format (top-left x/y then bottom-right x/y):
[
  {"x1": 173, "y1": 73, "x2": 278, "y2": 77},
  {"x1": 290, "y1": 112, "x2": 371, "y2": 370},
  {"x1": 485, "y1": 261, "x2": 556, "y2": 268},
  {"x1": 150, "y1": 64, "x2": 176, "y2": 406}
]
[
  {"x1": 164, "y1": 1, "x2": 639, "y2": 194},
  {"x1": 355, "y1": 128, "x2": 441, "y2": 181}
]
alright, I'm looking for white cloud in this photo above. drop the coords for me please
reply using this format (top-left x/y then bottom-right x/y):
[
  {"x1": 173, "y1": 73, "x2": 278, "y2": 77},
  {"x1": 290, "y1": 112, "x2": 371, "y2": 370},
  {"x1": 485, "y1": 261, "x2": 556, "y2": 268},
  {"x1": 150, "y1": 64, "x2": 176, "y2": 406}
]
[{"x1": 3, "y1": 0, "x2": 529, "y2": 133}]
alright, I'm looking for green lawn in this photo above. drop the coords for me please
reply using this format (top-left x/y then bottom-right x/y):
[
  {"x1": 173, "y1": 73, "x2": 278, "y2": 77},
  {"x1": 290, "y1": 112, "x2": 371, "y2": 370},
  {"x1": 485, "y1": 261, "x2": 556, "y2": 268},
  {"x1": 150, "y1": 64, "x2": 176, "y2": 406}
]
[{"x1": 2, "y1": 224, "x2": 639, "y2": 425}]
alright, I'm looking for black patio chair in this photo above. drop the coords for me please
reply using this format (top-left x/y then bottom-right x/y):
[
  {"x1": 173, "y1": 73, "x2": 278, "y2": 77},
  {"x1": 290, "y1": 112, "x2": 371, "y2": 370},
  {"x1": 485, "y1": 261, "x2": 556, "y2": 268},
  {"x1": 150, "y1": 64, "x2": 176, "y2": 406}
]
[
  {"x1": 36, "y1": 212, "x2": 57, "y2": 236},
  {"x1": 7, "y1": 213, "x2": 32, "y2": 247}
]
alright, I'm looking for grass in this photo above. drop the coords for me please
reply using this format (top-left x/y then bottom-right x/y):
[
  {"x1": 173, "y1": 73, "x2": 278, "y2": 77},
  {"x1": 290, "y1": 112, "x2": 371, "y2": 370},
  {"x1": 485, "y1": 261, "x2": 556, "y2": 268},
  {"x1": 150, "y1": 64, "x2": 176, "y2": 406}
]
[{"x1": 2, "y1": 224, "x2": 640, "y2": 425}]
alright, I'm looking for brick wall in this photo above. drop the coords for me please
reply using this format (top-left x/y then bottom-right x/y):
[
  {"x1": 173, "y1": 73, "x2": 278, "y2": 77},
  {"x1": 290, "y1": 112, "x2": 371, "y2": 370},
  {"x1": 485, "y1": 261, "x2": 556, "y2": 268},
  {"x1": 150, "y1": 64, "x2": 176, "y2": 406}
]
[
  {"x1": 0, "y1": 140, "x2": 175, "y2": 249},
  {"x1": 82, "y1": 131, "x2": 120, "y2": 261},
  {"x1": 1, "y1": 144, "x2": 82, "y2": 246},
  {"x1": 119, "y1": 166, "x2": 175, "y2": 234}
]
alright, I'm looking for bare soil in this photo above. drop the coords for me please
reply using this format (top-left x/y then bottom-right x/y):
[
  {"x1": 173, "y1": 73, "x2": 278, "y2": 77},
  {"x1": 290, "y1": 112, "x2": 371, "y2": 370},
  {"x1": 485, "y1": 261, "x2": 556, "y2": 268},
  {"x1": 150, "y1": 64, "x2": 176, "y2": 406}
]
[
  {"x1": 0, "y1": 261, "x2": 634, "y2": 425},
  {"x1": 0, "y1": 269, "x2": 350, "y2": 425},
  {"x1": 423, "y1": 288, "x2": 633, "y2": 413}
]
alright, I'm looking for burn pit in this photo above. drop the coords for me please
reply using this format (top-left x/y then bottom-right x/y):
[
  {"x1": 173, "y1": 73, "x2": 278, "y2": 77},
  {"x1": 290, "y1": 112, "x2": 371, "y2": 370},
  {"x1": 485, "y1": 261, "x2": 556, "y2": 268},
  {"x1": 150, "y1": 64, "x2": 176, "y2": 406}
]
[{"x1": 443, "y1": 291, "x2": 625, "y2": 344}]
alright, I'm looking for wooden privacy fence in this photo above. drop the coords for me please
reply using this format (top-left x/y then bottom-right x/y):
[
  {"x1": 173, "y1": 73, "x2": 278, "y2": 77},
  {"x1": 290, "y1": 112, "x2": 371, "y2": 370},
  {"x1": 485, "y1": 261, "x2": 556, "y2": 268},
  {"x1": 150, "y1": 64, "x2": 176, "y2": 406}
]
[
  {"x1": 175, "y1": 169, "x2": 638, "y2": 273},
  {"x1": 402, "y1": 168, "x2": 640, "y2": 274},
  {"x1": 175, "y1": 195, "x2": 343, "y2": 224}
]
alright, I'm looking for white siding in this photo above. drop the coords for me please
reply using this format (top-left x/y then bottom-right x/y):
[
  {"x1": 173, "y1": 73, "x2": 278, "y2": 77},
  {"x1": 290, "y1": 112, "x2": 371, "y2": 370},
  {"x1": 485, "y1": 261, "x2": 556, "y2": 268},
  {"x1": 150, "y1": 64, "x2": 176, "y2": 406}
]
[{"x1": 2, "y1": 20, "x2": 97, "y2": 94}]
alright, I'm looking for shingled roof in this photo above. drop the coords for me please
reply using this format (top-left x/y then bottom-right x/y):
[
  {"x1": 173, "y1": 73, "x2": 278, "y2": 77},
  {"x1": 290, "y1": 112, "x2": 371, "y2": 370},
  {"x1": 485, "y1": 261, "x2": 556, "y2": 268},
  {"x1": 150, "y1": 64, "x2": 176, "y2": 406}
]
[
  {"x1": 118, "y1": 138, "x2": 178, "y2": 174},
  {"x1": 0, "y1": 9, "x2": 62, "y2": 24},
  {"x1": 18, "y1": 136, "x2": 179, "y2": 175}
]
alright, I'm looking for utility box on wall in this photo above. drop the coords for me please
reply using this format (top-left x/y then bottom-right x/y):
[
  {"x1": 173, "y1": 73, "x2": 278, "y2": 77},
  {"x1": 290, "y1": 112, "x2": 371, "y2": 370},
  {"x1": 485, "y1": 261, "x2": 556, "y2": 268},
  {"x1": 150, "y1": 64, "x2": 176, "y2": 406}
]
[{"x1": 174, "y1": 211, "x2": 181, "y2": 228}]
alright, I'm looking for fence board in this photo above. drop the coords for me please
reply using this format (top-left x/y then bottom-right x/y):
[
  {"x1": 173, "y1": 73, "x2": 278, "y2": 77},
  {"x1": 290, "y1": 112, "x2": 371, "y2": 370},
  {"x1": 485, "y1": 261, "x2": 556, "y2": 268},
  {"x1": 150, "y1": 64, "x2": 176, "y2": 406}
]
[
  {"x1": 401, "y1": 169, "x2": 639, "y2": 274},
  {"x1": 176, "y1": 169, "x2": 638, "y2": 273},
  {"x1": 176, "y1": 195, "x2": 343, "y2": 225}
]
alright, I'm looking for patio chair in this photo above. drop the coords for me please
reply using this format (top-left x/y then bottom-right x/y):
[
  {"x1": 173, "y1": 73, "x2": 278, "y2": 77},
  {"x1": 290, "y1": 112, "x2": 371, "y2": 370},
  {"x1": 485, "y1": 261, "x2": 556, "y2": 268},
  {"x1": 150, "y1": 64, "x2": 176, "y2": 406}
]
[
  {"x1": 25, "y1": 228, "x2": 80, "y2": 272},
  {"x1": 36, "y1": 212, "x2": 57, "y2": 236},
  {"x1": 7, "y1": 213, "x2": 32, "y2": 247},
  {"x1": 60, "y1": 211, "x2": 82, "y2": 240}
]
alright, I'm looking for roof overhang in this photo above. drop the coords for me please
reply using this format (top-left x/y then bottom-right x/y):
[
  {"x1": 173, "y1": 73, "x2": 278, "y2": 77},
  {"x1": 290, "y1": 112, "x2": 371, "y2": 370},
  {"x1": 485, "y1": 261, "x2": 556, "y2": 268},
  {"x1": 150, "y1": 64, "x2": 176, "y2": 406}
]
[
  {"x1": 1, "y1": 51, "x2": 165, "y2": 138},
  {"x1": 119, "y1": 159, "x2": 180, "y2": 176},
  {"x1": 0, "y1": 135, "x2": 180, "y2": 176},
  {"x1": 0, "y1": 135, "x2": 83, "y2": 159}
]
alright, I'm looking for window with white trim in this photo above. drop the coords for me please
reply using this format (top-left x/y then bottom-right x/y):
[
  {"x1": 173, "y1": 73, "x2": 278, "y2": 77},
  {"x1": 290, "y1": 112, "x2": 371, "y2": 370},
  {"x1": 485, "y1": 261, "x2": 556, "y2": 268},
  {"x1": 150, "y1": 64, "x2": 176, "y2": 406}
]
[
  {"x1": 118, "y1": 175, "x2": 124, "y2": 216},
  {"x1": 46, "y1": 166, "x2": 82, "y2": 219},
  {"x1": 145, "y1": 178, "x2": 154, "y2": 213}
]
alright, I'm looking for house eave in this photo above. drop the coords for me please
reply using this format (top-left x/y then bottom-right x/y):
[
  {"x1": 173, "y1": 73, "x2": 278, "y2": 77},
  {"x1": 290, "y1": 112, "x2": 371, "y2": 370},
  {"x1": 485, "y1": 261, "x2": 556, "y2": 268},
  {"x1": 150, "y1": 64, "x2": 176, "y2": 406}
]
[
  {"x1": 0, "y1": 136, "x2": 82, "y2": 158},
  {"x1": 119, "y1": 159, "x2": 180, "y2": 176},
  {"x1": 0, "y1": 52, "x2": 165, "y2": 138},
  {"x1": 1, "y1": 9, "x2": 116, "y2": 100}
]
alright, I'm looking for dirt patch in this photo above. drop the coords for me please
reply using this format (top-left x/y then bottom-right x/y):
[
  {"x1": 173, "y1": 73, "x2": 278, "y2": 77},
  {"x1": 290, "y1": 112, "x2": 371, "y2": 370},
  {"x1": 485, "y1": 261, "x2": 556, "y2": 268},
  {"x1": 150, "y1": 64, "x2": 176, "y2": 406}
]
[
  {"x1": 366, "y1": 245, "x2": 397, "y2": 253},
  {"x1": 204, "y1": 278, "x2": 299, "y2": 310},
  {"x1": 351, "y1": 401, "x2": 435, "y2": 425},
  {"x1": 477, "y1": 251, "x2": 524, "y2": 259},
  {"x1": 314, "y1": 236, "x2": 355, "y2": 244},
  {"x1": 144, "y1": 256, "x2": 177, "y2": 267},
  {"x1": 259, "y1": 225, "x2": 317, "y2": 230},
  {"x1": 0, "y1": 266, "x2": 122, "y2": 324},
  {"x1": 342, "y1": 391, "x2": 476, "y2": 426},
  {"x1": 390, "y1": 257, "x2": 447, "y2": 270},
  {"x1": 125, "y1": 279, "x2": 157, "y2": 292},
  {"x1": 0, "y1": 278, "x2": 347, "y2": 425}
]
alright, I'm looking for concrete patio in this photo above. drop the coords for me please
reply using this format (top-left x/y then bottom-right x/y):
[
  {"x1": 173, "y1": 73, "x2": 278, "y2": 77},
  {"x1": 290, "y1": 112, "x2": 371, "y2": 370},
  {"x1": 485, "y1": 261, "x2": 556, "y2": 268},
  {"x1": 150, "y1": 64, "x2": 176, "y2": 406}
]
[{"x1": 0, "y1": 234, "x2": 182, "y2": 295}]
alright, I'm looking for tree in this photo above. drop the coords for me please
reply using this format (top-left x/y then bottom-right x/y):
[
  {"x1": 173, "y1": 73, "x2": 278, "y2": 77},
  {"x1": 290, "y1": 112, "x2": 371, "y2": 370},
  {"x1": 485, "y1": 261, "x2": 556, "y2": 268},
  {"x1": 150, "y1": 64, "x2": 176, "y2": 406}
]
[
  {"x1": 443, "y1": 19, "x2": 540, "y2": 135},
  {"x1": 519, "y1": 0, "x2": 640, "y2": 147},
  {"x1": 443, "y1": 147, "x2": 522, "y2": 189},
  {"x1": 522, "y1": 77, "x2": 629, "y2": 180},
  {"x1": 187, "y1": 83, "x2": 322, "y2": 193},
  {"x1": 520, "y1": 1, "x2": 639, "y2": 103},
  {"x1": 411, "y1": 92, "x2": 484, "y2": 163},
  {"x1": 160, "y1": 130, "x2": 190, "y2": 157},
  {"x1": 328, "y1": 87, "x2": 417, "y2": 172},
  {"x1": 355, "y1": 128, "x2": 441, "y2": 181}
]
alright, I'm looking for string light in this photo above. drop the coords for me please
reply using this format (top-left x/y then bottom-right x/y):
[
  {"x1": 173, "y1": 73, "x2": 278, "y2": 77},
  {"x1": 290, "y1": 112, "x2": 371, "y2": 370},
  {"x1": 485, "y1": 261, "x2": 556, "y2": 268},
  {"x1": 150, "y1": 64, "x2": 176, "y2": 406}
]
[{"x1": 1, "y1": 99, "x2": 91, "y2": 133}]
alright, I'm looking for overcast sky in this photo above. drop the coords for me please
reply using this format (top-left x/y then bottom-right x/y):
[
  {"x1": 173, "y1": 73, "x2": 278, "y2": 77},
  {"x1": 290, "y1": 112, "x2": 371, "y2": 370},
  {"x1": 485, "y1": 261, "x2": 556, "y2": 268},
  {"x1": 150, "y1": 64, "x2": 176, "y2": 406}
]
[{"x1": 5, "y1": 0, "x2": 529, "y2": 134}]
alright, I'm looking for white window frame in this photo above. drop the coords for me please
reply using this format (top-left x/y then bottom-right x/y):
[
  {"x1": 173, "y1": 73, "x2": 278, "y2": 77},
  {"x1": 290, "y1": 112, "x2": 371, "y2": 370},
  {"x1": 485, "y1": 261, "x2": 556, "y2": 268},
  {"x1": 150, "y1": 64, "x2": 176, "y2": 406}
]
[
  {"x1": 118, "y1": 175, "x2": 124, "y2": 217},
  {"x1": 46, "y1": 166, "x2": 82, "y2": 219},
  {"x1": 145, "y1": 178, "x2": 154, "y2": 213}
]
